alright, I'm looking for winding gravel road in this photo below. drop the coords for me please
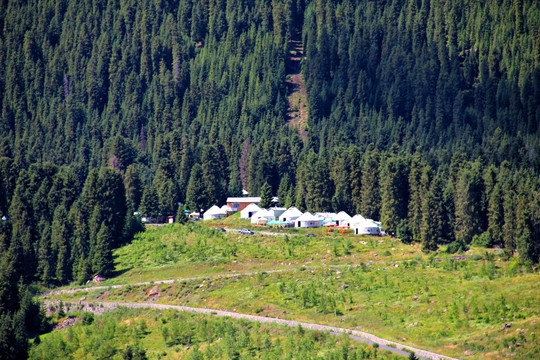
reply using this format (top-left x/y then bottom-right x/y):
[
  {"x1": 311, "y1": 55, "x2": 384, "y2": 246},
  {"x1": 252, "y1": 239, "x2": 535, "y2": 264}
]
[{"x1": 44, "y1": 300, "x2": 458, "y2": 360}]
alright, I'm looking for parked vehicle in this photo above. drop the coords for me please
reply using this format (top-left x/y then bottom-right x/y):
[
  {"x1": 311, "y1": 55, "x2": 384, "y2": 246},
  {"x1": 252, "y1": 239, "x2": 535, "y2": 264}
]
[{"x1": 238, "y1": 229, "x2": 254, "y2": 235}]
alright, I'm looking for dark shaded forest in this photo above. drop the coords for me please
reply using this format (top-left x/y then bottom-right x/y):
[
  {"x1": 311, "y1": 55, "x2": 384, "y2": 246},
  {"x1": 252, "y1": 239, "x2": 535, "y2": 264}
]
[{"x1": 0, "y1": 0, "x2": 539, "y2": 357}]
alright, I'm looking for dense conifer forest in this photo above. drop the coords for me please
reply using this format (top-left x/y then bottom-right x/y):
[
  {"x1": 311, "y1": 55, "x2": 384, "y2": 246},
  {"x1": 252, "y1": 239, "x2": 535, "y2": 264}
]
[{"x1": 0, "y1": 0, "x2": 539, "y2": 357}]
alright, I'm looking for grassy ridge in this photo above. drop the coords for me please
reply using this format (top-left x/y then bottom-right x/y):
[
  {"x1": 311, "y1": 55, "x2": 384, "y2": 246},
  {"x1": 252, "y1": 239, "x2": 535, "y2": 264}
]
[{"x1": 42, "y1": 223, "x2": 540, "y2": 359}]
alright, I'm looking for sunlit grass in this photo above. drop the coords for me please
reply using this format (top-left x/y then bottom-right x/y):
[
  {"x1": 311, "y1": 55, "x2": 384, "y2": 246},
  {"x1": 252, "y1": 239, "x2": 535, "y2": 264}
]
[
  {"x1": 31, "y1": 308, "x2": 399, "y2": 359},
  {"x1": 42, "y1": 223, "x2": 540, "y2": 359}
]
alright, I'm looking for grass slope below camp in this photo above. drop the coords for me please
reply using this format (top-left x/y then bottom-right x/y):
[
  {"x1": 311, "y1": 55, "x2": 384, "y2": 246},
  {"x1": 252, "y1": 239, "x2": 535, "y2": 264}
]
[{"x1": 42, "y1": 223, "x2": 540, "y2": 359}]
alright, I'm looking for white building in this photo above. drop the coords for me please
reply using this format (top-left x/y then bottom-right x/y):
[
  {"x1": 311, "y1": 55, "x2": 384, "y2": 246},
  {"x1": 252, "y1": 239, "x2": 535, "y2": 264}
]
[
  {"x1": 279, "y1": 207, "x2": 303, "y2": 223},
  {"x1": 203, "y1": 205, "x2": 227, "y2": 221},
  {"x1": 334, "y1": 211, "x2": 352, "y2": 226},
  {"x1": 251, "y1": 209, "x2": 275, "y2": 225},
  {"x1": 221, "y1": 205, "x2": 235, "y2": 215},
  {"x1": 295, "y1": 212, "x2": 323, "y2": 228},
  {"x1": 345, "y1": 214, "x2": 366, "y2": 228},
  {"x1": 352, "y1": 218, "x2": 380, "y2": 235},
  {"x1": 269, "y1": 207, "x2": 287, "y2": 219},
  {"x1": 241, "y1": 203, "x2": 261, "y2": 219}
]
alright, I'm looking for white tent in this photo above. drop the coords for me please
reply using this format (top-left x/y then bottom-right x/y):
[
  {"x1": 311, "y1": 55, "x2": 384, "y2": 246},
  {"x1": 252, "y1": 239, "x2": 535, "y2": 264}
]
[
  {"x1": 334, "y1": 211, "x2": 352, "y2": 226},
  {"x1": 295, "y1": 212, "x2": 323, "y2": 228},
  {"x1": 269, "y1": 207, "x2": 287, "y2": 218},
  {"x1": 279, "y1": 207, "x2": 303, "y2": 222},
  {"x1": 314, "y1": 212, "x2": 338, "y2": 220},
  {"x1": 352, "y1": 218, "x2": 380, "y2": 235},
  {"x1": 203, "y1": 205, "x2": 227, "y2": 221},
  {"x1": 221, "y1": 205, "x2": 234, "y2": 214},
  {"x1": 251, "y1": 209, "x2": 275, "y2": 225},
  {"x1": 346, "y1": 214, "x2": 366, "y2": 227},
  {"x1": 241, "y1": 203, "x2": 261, "y2": 219}
]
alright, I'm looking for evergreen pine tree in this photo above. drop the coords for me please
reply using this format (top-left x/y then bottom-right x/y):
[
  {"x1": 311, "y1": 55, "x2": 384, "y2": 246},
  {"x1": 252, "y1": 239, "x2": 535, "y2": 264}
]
[
  {"x1": 259, "y1": 182, "x2": 273, "y2": 209},
  {"x1": 185, "y1": 164, "x2": 207, "y2": 212},
  {"x1": 124, "y1": 164, "x2": 142, "y2": 212},
  {"x1": 139, "y1": 186, "x2": 160, "y2": 219},
  {"x1": 92, "y1": 223, "x2": 113, "y2": 276},
  {"x1": 487, "y1": 183, "x2": 504, "y2": 246},
  {"x1": 454, "y1": 162, "x2": 484, "y2": 244},
  {"x1": 380, "y1": 157, "x2": 409, "y2": 234},
  {"x1": 176, "y1": 205, "x2": 189, "y2": 224},
  {"x1": 421, "y1": 173, "x2": 446, "y2": 252},
  {"x1": 360, "y1": 148, "x2": 380, "y2": 219},
  {"x1": 52, "y1": 204, "x2": 70, "y2": 283}
]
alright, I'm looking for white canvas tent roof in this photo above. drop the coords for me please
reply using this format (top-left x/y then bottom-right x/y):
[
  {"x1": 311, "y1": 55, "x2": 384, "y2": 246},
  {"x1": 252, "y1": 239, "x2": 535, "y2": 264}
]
[
  {"x1": 353, "y1": 218, "x2": 380, "y2": 228},
  {"x1": 204, "y1": 205, "x2": 226, "y2": 216},
  {"x1": 221, "y1": 205, "x2": 234, "y2": 212},
  {"x1": 250, "y1": 209, "x2": 275, "y2": 224},
  {"x1": 334, "y1": 211, "x2": 352, "y2": 221},
  {"x1": 349, "y1": 214, "x2": 366, "y2": 224},
  {"x1": 268, "y1": 207, "x2": 287, "y2": 218},
  {"x1": 314, "y1": 212, "x2": 338, "y2": 220},
  {"x1": 241, "y1": 203, "x2": 261, "y2": 219},
  {"x1": 295, "y1": 212, "x2": 322, "y2": 222},
  {"x1": 279, "y1": 207, "x2": 303, "y2": 221},
  {"x1": 203, "y1": 205, "x2": 227, "y2": 220}
]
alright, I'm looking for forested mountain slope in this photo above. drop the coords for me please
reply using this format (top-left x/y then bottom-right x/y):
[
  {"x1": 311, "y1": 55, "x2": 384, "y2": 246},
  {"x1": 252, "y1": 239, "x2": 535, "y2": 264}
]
[
  {"x1": 0, "y1": 0, "x2": 539, "y2": 356},
  {"x1": 0, "y1": 0, "x2": 538, "y2": 269},
  {"x1": 303, "y1": 0, "x2": 540, "y2": 158}
]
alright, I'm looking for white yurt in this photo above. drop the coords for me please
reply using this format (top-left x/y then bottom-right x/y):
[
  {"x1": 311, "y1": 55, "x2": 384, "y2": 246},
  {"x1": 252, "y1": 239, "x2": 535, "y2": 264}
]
[
  {"x1": 269, "y1": 207, "x2": 287, "y2": 219},
  {"x1": 346, "y1": 214, "x2": 366, "y2": 227},
  {"x1": 295, "y1": 212, "x2": 323, "y2": 228},
  {"x1": 203, "y1": 205, "x2": 227, "y2": 221},
  {"x1": 334, "y1": 211, "x2": 352, "y2": 226},
  {"x1": 279, "y1": 207, "x2": 303, "y2": 223},
  {"x1": 241, "y1": 203, "x2": 261, "y2": 219},
  {"x1": 250, "y1": 209, "x2": 275, "y2": 225},
  {"x1": 352, "y1": 219, "x2": 380, "y2": 235}
]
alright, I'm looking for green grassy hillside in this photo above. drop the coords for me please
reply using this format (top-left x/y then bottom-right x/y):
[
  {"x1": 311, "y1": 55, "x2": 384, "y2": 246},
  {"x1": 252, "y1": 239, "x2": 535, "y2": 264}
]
[
  {"x1": 31, "y1": 308, "x2": 399, "y2": 360},
  {"x1": 41, "y1": 223, "x2": 540, "y2": 360}
]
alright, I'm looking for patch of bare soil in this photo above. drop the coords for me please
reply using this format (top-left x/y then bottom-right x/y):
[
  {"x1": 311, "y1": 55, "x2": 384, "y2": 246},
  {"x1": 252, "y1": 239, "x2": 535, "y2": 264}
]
[{"x1": 286, "y1": 40, "x2": 308, "y2": 139}]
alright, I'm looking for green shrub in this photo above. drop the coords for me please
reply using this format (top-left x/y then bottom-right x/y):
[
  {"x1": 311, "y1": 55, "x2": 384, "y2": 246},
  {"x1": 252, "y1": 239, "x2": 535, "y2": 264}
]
[
  {"x1": 397, "y1": 219, "x2": 413, "y2": 244},
  {"x1": 472, "y1": 232, "x2": 492, "y2": 248},
  {"x1": 446, "y1": 240, "x2": 468, "y2": 254},
  {"x1": 82, "y1": 312, "x2": 94, "y2": 325}
]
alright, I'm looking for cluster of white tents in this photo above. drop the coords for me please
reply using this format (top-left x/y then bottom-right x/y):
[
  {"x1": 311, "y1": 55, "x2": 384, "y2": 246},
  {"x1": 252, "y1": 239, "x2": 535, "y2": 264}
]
[
  {"x1": 201, "y1": 202, "x2": 382, "y2": 235},
  {"x1": 233, "y1": 204, "x2": 382, "y2": 235}
]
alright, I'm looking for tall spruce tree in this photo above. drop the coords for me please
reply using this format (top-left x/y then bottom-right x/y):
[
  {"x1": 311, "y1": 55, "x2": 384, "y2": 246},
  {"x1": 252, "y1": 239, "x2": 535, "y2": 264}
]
[
  {"x1": 139, "y1": 186, "x2": 160, "y2": 219},
  {"x1": 52, "y1": 204, "x2": 70, "y2": 283},
  {"x1": 185, "y1": 164, "x2": 207, "y2": 212},
  {"x1": 380, "y1": 157, "x2": 409, "y2": 234},
  {"x1": 454, "y1": 162, "x2": 484, "y2": 244},
  {"x1": 259, "y1": 182, "x2": 273, "y2": 209},
  {"x1": 360, "y1": 148, "x2": 380, "y2": 219},
  {"x1": 92, "y1": 223, "x2": 113, "y2": 276},
  {"x1": 421, "y1": 173, "x2": 447, "y2": 252}
]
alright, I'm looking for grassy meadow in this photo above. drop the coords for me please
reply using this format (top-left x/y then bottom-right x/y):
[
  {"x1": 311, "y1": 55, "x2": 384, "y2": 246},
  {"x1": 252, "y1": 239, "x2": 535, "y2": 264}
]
[{"x1": 41, "y1": 221, "x2": 540, "y2": 359}]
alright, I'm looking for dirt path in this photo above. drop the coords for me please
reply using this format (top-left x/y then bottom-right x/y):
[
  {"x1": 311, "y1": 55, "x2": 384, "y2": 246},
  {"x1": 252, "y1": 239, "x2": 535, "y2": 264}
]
[
  {"x1": 286, "y1": 39, "x2": 308, "y2": 139},
  {"x1": 44, "y1": 300, "x2": 458, "y2": 360},
  {"x1": 40, "y1": 268, "x2": 294, "y2": 296}
]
